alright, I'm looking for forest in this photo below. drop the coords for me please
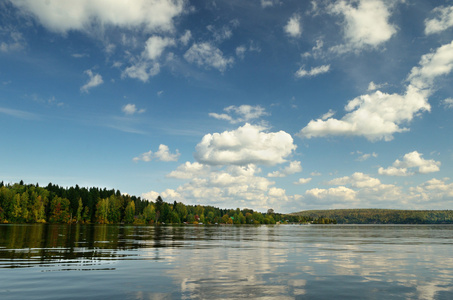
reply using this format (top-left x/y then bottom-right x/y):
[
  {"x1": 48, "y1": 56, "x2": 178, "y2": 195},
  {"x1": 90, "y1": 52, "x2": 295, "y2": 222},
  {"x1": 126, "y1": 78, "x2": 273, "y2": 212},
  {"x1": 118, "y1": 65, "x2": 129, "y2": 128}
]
[
  {"x1": 0, "y1": 181, "x2": 320, "y2": 225},
  {"x1": 293, "y1": 209, "x2": 453, "y2": 224}
]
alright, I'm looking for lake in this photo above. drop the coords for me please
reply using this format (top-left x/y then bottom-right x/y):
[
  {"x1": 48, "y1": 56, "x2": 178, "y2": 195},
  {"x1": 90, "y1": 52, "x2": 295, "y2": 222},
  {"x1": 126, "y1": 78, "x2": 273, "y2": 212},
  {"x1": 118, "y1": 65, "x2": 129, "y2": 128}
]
[{"x1": 0, "y1": 224, "x2": 452, "y2": 299}]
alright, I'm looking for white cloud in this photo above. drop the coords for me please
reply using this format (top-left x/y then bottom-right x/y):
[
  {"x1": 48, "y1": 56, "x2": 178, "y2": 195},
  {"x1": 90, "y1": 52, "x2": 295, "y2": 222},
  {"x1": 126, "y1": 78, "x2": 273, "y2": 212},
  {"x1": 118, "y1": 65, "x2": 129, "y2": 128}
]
[
  {"x1": 209, "y1": 105, "x2": 268, "y2": 124},
  {"x1": 321, "y1": 109, "x2": 336, "y2": 120},
  {"x1": 351, "y1": 151, "x2": 378, "y2": 161},
  {"x1": 284, "y1": 14, "x2": 302, "y2": 38},
  {"x1": 154, "y1": 144, "x2": 181, "y2": 162},
  {"x1": 268, "y1": 161, "x2": 302, "y2": 178},
  {"x1": 141, "y1": 190, "x2": 160, "y2": 201},
  {"x1": 80, "y1": 69, "x2": 103, "y2": 93},
  {"x1": 167, "y1": 162, "x2": 211, "y2": 179},
  {"x1": 133, "y1": 144, "x2": 180, "y2": 162},
  {"x1": 207, "y1": 23, "x2": 236, "y2": 43},
  {"x1": 302, "y1": 174, "x2": 453, "y2": 209},
  {"x1": 294, "y1": 178, "x2": 312, "y2": 185},
  {"x1": 425, "y1": 6, "x2": 453, "y2": 35},
  {"x1": 154, "y1": 164, "x2": 293, "y2": 211},
  {"x1": 302, "y1": 39, "x2": 324, "y2": 58},
  {"x1": 378, "y1": 151, "x2": 441, "y2": 176},
  {"x1": 378, "y1": 166, "x2": 412, "y2": 177},
  {"x1": 295, "y1": 65, "x2": 330, "y2": 78},
  {"x1": 122, "y1": 61, "x2": 160, "y2": 82},
  {"x1": 407, "y1": 41, "x2": 453, "y2": 90},
  {"x1": 180, "y1": 30, "x2": 192, "y2": 46},
  {"x1": 122, "y1": 35, "x2": 174, "y2": 81},
  {"x1": 328, "y1": 172, "x2": 381, "y2": 188},
  {"x1": 367, "y1": 81, "x2": 387, "y2": 91},
  {"x1": 261, "y1": 0, "x2": 280, "y2": 8},
  {"x1": 122, "y1": 103, "x2": 145, "y2": 115},
  {"x1": 442, "y1": 98, "x2": 453, "y2": 109},
  {"x1": 235, "y1": 45, "x2": 247, "y2": 59},
  {"x1": 10, "y1": 0, "x2": 186, "y2": 34},
  {"x1": 304, "y1": 172, "x2": 404, "y2": 208},
  {"x1": 195, "y1": 123, "x2": 296, "y2": 166},
  {"x1": 144, "y1": 36, "x2": 175, "y2": 60},
  {"x1": 310, "y1": 171, "x2": 321, "y2": 176},
  {"x1": 305, "y1": 186, "x2": 357, "y2": 204},
  {"x1": 0, "y1": 26, "x2": 26, "y2": 52},
  {"x1": 328, "y1": 0, "x2": 396, "y2": 52},
  {"x1": 142, "y1": 189, "x2": 181, "y2": 202},
  {"x1": 408, "y1": 178, "x2": 453, "y2": 208},
  {"x1": 184, "y1": 42, "x2": 234, "y2": 72},
  {"x1": 298, "y1": 86, "x2": 430, "y2": 141},
  {"x1": 299, "y1": 41, "x2": 453, "y2": 141}
]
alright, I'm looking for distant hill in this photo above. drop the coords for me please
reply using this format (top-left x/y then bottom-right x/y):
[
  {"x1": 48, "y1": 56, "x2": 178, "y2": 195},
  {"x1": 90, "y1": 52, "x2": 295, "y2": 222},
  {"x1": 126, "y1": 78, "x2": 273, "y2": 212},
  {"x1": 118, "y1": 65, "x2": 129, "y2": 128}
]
[{"x1": 292, "y1": 209, "x2": 453, "y2": 224}]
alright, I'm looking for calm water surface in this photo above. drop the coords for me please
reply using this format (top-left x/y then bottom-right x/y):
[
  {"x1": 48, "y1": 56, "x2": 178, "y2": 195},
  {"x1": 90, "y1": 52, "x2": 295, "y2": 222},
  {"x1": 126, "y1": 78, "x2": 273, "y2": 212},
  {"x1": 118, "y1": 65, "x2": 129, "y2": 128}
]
[{"x1": 0, "y1": 224, "x2": 452, "y2": 299}]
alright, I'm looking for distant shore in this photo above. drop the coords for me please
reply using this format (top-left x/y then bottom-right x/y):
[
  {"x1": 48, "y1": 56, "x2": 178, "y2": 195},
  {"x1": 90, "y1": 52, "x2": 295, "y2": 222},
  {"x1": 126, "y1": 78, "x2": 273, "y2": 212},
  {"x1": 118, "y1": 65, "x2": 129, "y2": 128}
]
[{"x1": 292, "y1": 209, "x2": 453, "y2": 224}]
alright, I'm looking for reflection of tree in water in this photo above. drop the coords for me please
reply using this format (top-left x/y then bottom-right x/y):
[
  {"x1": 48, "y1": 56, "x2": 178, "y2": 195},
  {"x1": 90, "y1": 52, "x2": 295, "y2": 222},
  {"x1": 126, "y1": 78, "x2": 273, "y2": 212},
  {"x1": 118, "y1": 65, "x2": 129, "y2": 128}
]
[{"x1": 0, "y1": 224, "x2": 203, "y2": 269}]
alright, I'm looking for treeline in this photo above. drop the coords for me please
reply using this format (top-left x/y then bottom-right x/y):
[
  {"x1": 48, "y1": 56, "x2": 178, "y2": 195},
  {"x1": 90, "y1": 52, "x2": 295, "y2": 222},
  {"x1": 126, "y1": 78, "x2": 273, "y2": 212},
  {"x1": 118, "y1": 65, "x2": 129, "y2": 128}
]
[
  {"x1": 293, "y1": 209, "x2": 453, "y2": 224},
  {"x1": 0, "y1": 181, "x2": 312, "y2": 225}
]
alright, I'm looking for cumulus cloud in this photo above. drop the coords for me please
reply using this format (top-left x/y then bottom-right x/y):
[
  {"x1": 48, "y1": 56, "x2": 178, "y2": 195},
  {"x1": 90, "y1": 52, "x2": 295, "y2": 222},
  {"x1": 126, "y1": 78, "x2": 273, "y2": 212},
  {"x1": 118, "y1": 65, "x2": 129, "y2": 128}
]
[
  {"x1": 321, "y1": 109, "x2": 336, "y2": 120},
  {"x1": 195, "y1": 123, "x2": 297, "y2": 166},
  {"x1": 167, "y1": 162, "x2": 211, "y2": 179},
  {"x1": 10, "y1": 0, "x2": 186, "y2": 34},
  {"x1": 122, "y1": 35, "x2": 175, "y2": 81},
  {"x1": 142, "y1": 189, "x2": 181, "y2": 202},
  {"x1": 302, "y1": 174, "x2": 453, "y2": 209},
  {"x1": 305, "y1": 172, "x2": 403, "y2": 208},
  {"x1": 407, "y1": 178, "x2": 453, "y2": 208},
  {"x1": 351, "y1": 151, "x2": 378, "y2": 161},
  {"x1": 122, "y1": 103, "x2": 145, "y2": 115},
  {"x1": 328, "y1": 172, "x2": 381, "y2": 188},
  {"x1": 268, "y1": 161, "x2": 302, "y2": 178},
  {"x1": 378, "y1": 151, "x2": 441, "y2": 176},
  {"x1": 305, "y1": 186, "x2": 357, "y2": 204},
  {"x1": 150, "y1": 164, "x2": 293, "y2": 211},
  {"x1": 328, "y1": 0, "x2": 396, "y2": 52},
  {"x1": 294, "y1": 178, "x2": 312, "y2": 185},
  {"x1": 80, "y1": 69, "x2": 103, "y2": 93},
  {"x1": 298, "y1": 86, "x2": 430, "y2": 141},
  {"x1": 209, "y1": 105, "x2": 268, "y2": 124},
  {"x1": 122, "y1": 61, "x2": 160, "y2": 82},
  {"x1": 144, "y1": 35, "x2": 175, "y2": 60},
  {"x1": 425, "y1": 6, "x2": 453, "y2": 35},
  {"x1": 367, "y1": 81, "x2": 387, "y2": 91},
  {"x1": 133, "y1": 144, "x2": 180, "y2": 162},
  {"x1": 407, "y1": 41, "x2": 453, "y2": 90},
  {"x1": 184, "y1": 42, "x2": 234, "y2": 72},
  {"x1": 284, "y1": 14, "x2": 302, "y2": 38},
  {"x1": 295, "y1": 65, "x2": 330, "y2": 78},
  {"x1": 299, "y1": 40, "x2": 453, "y2": 142}
]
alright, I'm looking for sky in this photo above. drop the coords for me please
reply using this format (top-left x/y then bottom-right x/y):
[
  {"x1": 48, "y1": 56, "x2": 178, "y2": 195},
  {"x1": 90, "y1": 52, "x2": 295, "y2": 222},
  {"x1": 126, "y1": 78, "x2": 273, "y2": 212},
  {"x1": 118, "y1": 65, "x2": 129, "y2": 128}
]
[{"x1": 1, "y1": 0, "x2": 453, "y2": 213}]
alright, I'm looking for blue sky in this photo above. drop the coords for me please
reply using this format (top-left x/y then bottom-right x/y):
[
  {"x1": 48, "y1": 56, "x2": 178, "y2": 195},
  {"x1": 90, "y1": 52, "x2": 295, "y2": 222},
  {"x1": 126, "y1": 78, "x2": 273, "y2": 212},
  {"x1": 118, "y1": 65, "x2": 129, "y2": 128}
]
[{"x1": 1, "y1": 0, "x2": 453, "y2": 212}]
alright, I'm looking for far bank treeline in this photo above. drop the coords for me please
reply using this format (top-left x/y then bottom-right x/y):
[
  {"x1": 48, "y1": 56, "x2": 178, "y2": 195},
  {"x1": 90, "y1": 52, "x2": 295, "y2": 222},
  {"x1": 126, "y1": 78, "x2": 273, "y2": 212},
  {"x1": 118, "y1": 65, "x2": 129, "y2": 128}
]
[
  {"x1": 293, "y1": 209, "x2": 453, "y2": 224},
  {"x1": 0, "y1": 181, "x2": 321, "y2": 225}
]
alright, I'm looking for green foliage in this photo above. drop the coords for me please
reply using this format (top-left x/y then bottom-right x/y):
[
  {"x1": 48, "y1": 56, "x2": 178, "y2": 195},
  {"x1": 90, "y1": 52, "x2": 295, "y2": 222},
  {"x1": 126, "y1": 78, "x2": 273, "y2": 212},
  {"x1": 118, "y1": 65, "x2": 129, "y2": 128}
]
[
  {"x1": 124, "y1": 201, "x2": 135, "y2": 224},
  {"x1": 0, "y1": 181, "x2": 377, "y2": 225},
  {"x1": 293, "y1": 209, "x2": 453, "y2": 224},
  {"x1": 49, "y1": 196, "x2": 71, "y2": 223}
]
